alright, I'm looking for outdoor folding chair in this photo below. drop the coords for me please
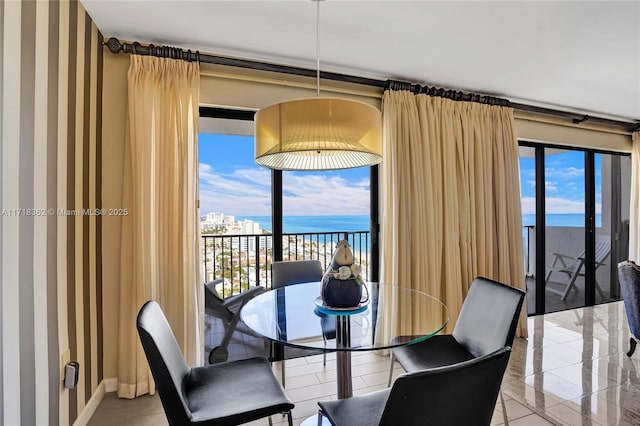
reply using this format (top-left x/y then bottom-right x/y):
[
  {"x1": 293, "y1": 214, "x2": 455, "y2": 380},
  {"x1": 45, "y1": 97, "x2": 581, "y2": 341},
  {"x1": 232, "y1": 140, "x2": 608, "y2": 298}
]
[{"x1": 545, "y1": 238, "x2": 610, "y2": 301}]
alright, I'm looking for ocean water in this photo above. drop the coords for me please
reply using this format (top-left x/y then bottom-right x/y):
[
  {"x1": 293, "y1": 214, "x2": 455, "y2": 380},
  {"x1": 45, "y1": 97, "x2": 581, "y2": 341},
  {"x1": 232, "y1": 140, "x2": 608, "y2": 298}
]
[
  {"x1": 522, "y1": 213, "x2": 602, "y2": 228},
  {"x1": 236, "y1": 213, "x2": 596, "y2": 233},
  {"x1": 235, "y1": 215, "x2": 369, "y2": 233}
]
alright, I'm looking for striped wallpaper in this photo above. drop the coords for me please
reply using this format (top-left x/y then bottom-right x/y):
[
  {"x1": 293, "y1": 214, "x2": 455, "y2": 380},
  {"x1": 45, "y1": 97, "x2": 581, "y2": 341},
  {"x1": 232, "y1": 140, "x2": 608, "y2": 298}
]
[{"x1": 1, "y1": 1, "x2": 103, "y2": 425}]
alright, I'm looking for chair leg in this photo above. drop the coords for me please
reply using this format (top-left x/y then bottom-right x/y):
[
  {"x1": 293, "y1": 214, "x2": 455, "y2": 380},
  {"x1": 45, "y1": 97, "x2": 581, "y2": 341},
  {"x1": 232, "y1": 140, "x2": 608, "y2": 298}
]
[
  {"x1": 271, "y1": 342, "x2": 286, "y2": 387},
  {"x1": 323, "y1": 340, "x2": 327, "y2": 366},
  {"x1": 268, "y1": 415, "x2": 273, "y2": 426},
  {"x1": 281, "y1": 360, "x2": 286, "y2": 388},
  {"x1": 500, "y1": 388, "x2": 509, "y2": 426},
  {"x1": 628, "y1": 337, "x2": 637, "y2": 357},
  {"x1": 594, "y1": 279, "x2": 606, "y2": 301},
  {"x1": 387, "y1": 353, "x2": 396, "y2": 387},
  {"x1": 560, "y1": 270, "x2": 581, "y2": 301},
  {"x1": 560, "y1": 258, "x2": 587, "y2": 301},
  {"x1": 287, "y1": 410, "x2": 293, "y2": 426},
  {"x1": 208, "y1": 346, "x2": 229, "y2": 364}
]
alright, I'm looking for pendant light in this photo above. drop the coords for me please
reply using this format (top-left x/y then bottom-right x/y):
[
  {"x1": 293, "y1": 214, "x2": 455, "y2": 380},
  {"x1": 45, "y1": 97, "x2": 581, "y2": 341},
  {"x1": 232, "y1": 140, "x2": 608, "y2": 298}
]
[{"x1": 254, "y1": 0, "x2": 382, "y2": 170}]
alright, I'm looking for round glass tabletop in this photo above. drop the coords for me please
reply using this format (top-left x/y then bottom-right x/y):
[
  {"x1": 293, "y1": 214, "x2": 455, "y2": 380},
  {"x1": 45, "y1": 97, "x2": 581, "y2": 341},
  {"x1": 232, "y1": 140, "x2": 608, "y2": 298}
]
[{"x1": 240, "y1": 281, "x2": 449, "y2": 352}]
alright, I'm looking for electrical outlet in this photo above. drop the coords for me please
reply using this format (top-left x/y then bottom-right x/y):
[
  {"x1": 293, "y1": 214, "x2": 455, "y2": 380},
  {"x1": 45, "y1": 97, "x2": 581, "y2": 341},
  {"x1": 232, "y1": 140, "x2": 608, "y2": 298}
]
[{"x1": 61, "y1": 349, "x2": 71, "y2": 381}]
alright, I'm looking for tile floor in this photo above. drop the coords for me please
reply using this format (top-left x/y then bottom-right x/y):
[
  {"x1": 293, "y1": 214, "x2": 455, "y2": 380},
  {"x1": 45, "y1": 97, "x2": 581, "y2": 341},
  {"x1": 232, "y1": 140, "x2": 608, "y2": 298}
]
[{"x1": 88, "y1": 301, "x2": 640, "y2": 426}]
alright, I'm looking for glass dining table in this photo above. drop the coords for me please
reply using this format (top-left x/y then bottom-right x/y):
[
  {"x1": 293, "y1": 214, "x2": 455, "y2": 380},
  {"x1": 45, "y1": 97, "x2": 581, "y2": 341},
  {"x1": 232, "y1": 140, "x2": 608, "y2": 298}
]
[{"x1": 240, "y1": 281, "x2": 449, "y2": 403}]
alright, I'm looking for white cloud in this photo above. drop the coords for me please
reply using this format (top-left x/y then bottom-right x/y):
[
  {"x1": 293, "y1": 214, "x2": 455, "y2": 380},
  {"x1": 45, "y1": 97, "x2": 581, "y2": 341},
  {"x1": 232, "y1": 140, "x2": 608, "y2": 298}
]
[
  {"x1": 523, "y1": 197, "x2": 581, "y2": 215},
  {"x1": 199, "y1": 164, "x2": 370, "y2": 216},
  {"x1": 199, "y1": 163, "x2": 271, "y2": 215},
  {"x1": 523, "y1": 197, "x2": 603, "y2": 215},
  {"x1": 545, "y1": 166, "x2": 584, "y2": 179},
  {"x1": 521, "y1": 197, "x2": 535, "y2": 214},
  {"x1": 283, "y1": 173, "x2": 369, "y2": 215},
  {"x1": 545, "y1": 197, "x2": 585, "y2": 214}
]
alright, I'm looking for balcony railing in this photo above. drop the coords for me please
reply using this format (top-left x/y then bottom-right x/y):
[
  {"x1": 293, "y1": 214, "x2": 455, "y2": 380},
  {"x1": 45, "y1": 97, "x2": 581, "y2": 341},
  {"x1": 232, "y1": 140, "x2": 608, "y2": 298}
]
[
  {"x1": 202, "y1": 231, "x2": 371, "y2": 298},
  {"x1": 203, "y1": 226, "x2": 534, "y2": 299}
]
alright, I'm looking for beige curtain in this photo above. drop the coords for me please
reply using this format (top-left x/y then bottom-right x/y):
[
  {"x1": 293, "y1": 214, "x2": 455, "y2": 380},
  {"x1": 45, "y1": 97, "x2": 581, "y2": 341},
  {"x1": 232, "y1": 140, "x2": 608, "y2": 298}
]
[
  {"x1": 117, "y1": 55, "x2": 202, "y2": 399},
  {"x1": 630, "y1": 131, "x2": 640, "y2": 262},
  {"x1": 378, "y1": 90, "x2": 527, "y2": 344}
]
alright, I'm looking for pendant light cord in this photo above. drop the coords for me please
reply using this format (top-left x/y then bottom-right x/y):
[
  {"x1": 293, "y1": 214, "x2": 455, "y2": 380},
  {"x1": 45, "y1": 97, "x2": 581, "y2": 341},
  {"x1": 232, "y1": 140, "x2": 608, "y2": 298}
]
[{"x1": 315, "y1": 0, "x2": 321, "y2": 97}]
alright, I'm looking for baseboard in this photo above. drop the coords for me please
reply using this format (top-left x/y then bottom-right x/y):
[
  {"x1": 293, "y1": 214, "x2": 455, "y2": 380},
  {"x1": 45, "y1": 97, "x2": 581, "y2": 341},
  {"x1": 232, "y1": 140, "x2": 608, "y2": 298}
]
[
  {"x1": 104, "y1": 377, "x2": 118, "y2": 393},
  {"x1": 73, "y1": 380, "x2": 106, "y2": 426}
]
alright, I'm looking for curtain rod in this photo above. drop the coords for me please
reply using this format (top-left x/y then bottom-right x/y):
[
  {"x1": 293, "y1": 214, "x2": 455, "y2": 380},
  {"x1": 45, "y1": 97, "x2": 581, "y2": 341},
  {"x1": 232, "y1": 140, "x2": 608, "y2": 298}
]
[
  {"x1": 104, "y1": 37, "x2": 385, "y2": 88},
  {"x1": 385, "y1": 80, "x2": 510, "y2": 107},
  {"x1": 104, "y1": 37, "x2": 640, "y2": 133}
]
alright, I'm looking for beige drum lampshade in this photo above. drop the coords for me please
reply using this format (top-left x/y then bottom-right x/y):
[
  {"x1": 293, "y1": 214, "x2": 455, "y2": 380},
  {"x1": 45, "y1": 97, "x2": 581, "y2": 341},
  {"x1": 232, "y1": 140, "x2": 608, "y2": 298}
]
[{"x1": 254, "y1": 98, "x2": 382, "y2": 170}]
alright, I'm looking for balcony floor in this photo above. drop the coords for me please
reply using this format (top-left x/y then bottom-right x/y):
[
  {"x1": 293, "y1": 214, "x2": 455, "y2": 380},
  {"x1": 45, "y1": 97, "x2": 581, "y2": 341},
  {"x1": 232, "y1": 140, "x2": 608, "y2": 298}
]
[
  {"x1": 89, "y1": 301, "x2": 640, "y2": 426},
  {"x1": 525, "y1": 276, "x2": 619, "y2": 316}
]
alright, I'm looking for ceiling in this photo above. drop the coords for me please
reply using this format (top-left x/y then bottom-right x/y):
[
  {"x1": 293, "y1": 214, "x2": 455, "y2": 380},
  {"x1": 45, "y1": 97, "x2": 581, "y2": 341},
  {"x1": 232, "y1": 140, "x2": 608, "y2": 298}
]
[{"x1": 82, "y1": 0, "x2": 640, "y2": 123}]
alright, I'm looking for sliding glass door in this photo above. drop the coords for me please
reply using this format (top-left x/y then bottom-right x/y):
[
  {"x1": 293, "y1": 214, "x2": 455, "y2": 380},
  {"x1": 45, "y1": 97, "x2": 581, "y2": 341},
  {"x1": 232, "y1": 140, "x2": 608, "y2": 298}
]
[
  {"x1": 595, "y1": 152, "x2": 631, "y2": 303},
  {"x1": 520, "y1": 142, "x2": 630, "y2": 315},
  {"x1": 543, "y1": 148, "x2": 587, "y2": 311}
]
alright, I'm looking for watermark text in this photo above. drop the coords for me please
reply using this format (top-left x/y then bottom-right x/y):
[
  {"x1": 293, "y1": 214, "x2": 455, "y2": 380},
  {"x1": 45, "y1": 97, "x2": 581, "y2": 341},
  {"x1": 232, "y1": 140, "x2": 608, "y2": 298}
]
[{"x1": 2, "y1": 208, "x2": 129, "y2": 217}]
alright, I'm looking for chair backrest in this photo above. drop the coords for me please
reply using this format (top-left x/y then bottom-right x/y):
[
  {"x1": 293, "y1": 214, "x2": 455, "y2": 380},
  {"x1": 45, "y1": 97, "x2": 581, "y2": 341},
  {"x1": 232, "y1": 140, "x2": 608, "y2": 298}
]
[
  {"x1": 578, "y1": 237, "x2": 611, "y2": 266},
  {"x1": 137, "y1": 301, "x2": 192, "y2": 425},
  {"x1": 272, "y1": 260, "x2": 323, "y2": 289},
  {"x1": 453, "y1": 277, "x2": 525, "y2": 358},
  {"x1": 204, "y1": 279, "x2": 233, "y2": 322},
  {"x1": 380, "y1": 347, "x2": 512, "y2": 426},
  {"x1": 559, "y1": 236, "x2": 610, "y2": 271},
  {"x1": 595, "y1": 238, "x2": 611, "y2": 265},
  {"x1": 618, "y1": 261, "x2": 640, "y2": 339}
]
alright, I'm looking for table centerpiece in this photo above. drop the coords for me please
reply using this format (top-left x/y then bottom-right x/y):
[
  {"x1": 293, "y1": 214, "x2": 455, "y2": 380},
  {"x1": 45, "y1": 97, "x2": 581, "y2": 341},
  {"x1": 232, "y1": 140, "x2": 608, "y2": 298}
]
[{"x1": 320, "y1": 240, "x2": 368, "y2": 309}]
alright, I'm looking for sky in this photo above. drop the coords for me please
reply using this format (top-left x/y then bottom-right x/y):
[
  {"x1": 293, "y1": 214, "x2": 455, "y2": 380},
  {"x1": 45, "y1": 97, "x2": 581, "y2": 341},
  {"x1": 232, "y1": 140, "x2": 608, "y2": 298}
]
[
  {"x1": 200, "y1": 132, "x2": 601, "y2": 217},
  {"x1": 520, "y1": 150, "x2": 601, "y2": 215},
  {"x1": 199, "y1": 133, "x2": 370, "y2": 216}
]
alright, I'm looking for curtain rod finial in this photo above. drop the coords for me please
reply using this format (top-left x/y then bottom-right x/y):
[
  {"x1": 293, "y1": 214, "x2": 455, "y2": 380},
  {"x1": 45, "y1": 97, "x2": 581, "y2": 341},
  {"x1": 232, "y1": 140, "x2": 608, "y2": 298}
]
[
  {"x1": 572, "y1": 115, "x2": 590, "y2": 125},
  {"x1": 105, "y1": 37, "x2": 123, "y2": 54}
]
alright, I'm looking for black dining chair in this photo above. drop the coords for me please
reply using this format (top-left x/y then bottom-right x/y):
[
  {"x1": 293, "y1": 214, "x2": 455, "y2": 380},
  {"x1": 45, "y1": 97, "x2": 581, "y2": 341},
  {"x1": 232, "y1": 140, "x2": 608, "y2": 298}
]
[
  {"x1": 387, "y1": 276, "x2": 525, "y2": 425},
  {"x1": 319, "y1": 346, "x2": 512, "y2": 426},
  {"x1": 271, "y1": 260, "x2": 336, "y2": 386},
  {"x1": 137, "y1": 300, "x2": 294, "y2": 426}
]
